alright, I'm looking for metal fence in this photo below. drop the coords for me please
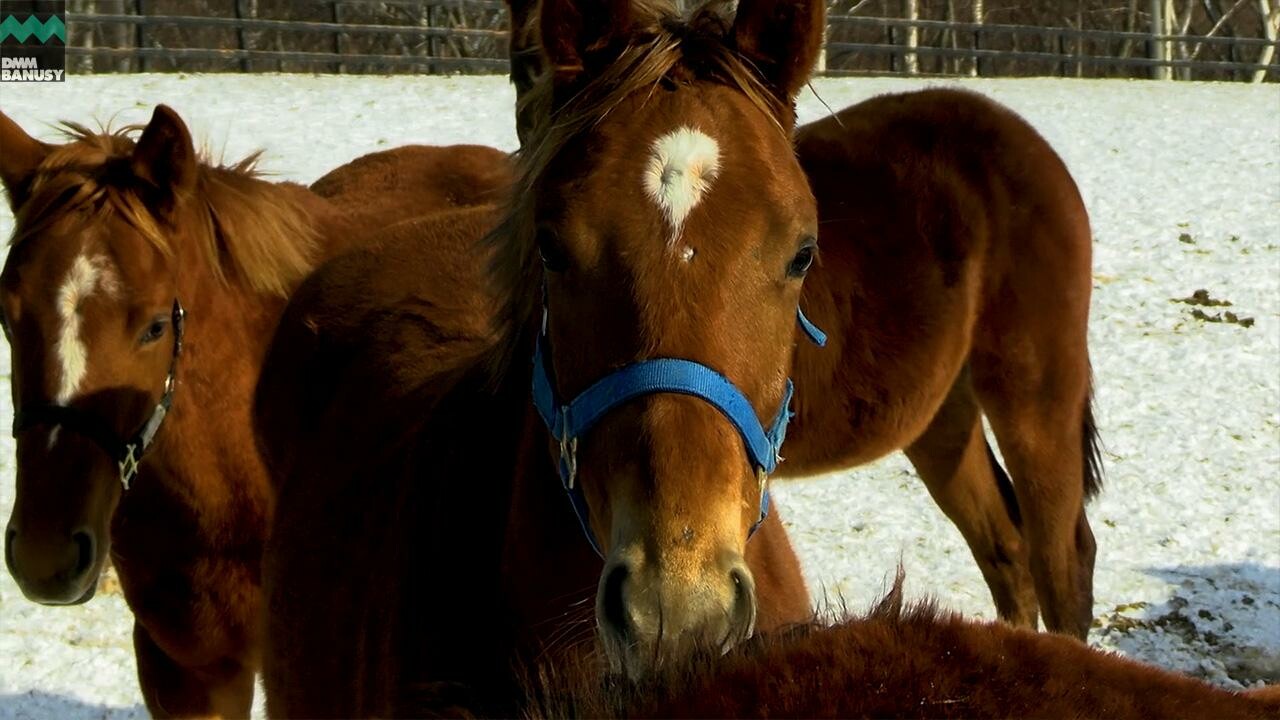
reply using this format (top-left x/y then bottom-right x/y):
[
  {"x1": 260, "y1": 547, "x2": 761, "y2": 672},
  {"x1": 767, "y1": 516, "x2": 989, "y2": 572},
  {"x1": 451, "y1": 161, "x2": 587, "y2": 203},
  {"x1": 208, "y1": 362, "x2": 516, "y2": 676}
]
[
  {"x1": 59, "y1": 1, "x2": 1279, "y2": 81},
  {"x1": 65, "y1": 0, "x2": 512, "y2": 74},
  {"x1": 826, "y1": 15, "x2": 1278, "y2": 81}
]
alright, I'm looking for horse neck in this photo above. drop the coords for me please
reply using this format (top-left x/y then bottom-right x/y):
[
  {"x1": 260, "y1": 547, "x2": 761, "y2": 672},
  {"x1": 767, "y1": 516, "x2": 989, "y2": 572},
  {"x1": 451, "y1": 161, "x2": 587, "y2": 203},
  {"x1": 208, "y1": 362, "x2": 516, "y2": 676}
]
[
  {"x1": 497, "y1": 334, "x2": 604, "y2": 659},
  {"x1": 121, "y1": 183, "x2": 325, "y2": 533}
]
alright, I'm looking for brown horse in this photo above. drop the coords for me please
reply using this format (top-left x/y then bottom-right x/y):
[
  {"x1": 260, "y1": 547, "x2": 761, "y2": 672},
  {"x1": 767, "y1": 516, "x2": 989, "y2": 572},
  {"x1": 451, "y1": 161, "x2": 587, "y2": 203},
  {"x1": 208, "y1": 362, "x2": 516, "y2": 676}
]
[
  {"x1": 531, "y1": 579, "x2": 1280, "y2": 720},
  {"x1": 500, "y1": 0, "x2": 1098, "y2": 638},
  {"x1": 0, "y1": 105, "x2": 510, "y2": 717},
  {"x1": 259, "y1": 0, "x2": 1096, "y2": 714}
]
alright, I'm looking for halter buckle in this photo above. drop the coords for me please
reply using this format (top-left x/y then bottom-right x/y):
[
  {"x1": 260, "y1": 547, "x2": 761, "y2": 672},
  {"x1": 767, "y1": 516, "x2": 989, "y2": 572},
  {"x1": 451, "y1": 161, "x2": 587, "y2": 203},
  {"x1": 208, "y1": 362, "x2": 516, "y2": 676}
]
[
  {"x1": 558, "y1": 408, "x2": 579, "y2": 489},
  {"x1": 118, "y1": 443, "x2": 140, "y2": 491},
  {"x1": 560, "y1": 434, "x2": 579, "y2": 490}
]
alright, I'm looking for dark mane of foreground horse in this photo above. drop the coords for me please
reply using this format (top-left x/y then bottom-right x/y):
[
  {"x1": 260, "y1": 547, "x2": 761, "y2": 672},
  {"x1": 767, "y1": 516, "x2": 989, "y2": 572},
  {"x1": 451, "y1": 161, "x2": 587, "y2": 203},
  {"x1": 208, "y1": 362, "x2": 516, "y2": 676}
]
[{"x1": 529, "y1": 581, "x2": 1280, "y2": 720}]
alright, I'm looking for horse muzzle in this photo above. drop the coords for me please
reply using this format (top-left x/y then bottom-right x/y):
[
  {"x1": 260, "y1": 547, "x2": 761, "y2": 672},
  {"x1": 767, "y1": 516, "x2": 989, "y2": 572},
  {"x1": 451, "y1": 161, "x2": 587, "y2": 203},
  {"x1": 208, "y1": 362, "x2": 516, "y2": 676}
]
[
  {"x1": 5, "y1": 521, "x2": 101, "y2": 605},
  {"x1": 596, "y1": 544, "x2": 757, "y2": 679}
]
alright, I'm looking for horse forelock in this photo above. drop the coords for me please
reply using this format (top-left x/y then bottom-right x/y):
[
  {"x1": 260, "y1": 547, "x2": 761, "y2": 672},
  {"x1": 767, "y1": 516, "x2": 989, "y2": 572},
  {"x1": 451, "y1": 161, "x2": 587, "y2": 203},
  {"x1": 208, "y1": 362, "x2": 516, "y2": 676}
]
[
  {"x1": 486, "y1": 0, "x2": 790, "y2": 377},
  {"x1": 8, "y1": 122, "x2": 317, "y2": 298}
]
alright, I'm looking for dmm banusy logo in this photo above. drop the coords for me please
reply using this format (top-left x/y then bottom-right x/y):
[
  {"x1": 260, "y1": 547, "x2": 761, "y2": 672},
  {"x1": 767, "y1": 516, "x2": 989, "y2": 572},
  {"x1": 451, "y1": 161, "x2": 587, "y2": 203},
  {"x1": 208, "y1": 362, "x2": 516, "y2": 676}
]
[{"x1": 1, "y1": 1, "x2": 67, "y2": 83}]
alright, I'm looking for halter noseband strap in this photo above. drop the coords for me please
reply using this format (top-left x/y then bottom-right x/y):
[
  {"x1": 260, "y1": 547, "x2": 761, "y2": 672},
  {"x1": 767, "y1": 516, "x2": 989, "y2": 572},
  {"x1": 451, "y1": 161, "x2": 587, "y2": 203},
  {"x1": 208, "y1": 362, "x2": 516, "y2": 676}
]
[
  {"x1": 11, "y1": 299, "x2": 186, "y2": 490},
  {"x1": 531, "y1": 301, "x2": 826, "y2": 558}
]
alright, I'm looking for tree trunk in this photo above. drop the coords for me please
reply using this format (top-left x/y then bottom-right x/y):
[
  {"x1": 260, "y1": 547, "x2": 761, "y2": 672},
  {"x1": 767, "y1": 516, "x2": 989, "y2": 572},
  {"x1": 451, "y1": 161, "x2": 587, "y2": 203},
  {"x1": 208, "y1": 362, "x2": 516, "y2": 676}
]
[
  {"x1": 1255, "y1": 0, "x2": 1278, "y2": 82},
  {"x1": 971, "y1": 0, "x2": 984, "y2": 76},
  {"x1": 903, "y1": 0, "x2": 919, "y2": 74},
  {"x1": 946, "y1": 0, "x2": 957, "y2": 74},
  {"x1": 1172, "y1": 0, "x2": 1197, "y2": 79},
  {"x1": 1119, "y1": 0, "x2": 1140, "y2": 64},
  {"x1": 1151, "y1": 0, "x2": 1171, "y2": 78}
]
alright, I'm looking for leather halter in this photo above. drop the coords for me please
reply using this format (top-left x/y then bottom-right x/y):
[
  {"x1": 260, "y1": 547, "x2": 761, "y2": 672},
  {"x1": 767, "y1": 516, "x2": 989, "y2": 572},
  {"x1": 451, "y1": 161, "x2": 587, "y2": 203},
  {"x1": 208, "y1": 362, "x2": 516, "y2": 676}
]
[
  {"x1": 12, "y1": 300, "x2": 186, "y2": 490},
  {"x1": 531, "y1": 295, "x2": 826, "y2": 557}
]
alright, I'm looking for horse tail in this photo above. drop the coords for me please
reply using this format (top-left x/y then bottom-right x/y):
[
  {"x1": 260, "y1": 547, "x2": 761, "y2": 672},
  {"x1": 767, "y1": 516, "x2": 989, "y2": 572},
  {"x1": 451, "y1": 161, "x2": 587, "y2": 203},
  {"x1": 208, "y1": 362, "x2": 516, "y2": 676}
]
[{"x1": 1081, "y1": 379, "x2": 1104, "y2": 501}]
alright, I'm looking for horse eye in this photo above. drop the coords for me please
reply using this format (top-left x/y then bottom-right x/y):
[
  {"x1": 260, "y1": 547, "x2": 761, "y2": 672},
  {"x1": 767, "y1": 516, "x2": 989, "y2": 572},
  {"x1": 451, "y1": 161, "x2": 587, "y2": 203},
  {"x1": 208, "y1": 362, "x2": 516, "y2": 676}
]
[
  {"x1": 536, "y1": 226, "x2": 569, "y2": 273},
  {"x1": 140, "y1": 317, "x2": 168, "y2": 345},
  {"x1": 788, "y1": 242, "x2": 816, "y2": 278}
]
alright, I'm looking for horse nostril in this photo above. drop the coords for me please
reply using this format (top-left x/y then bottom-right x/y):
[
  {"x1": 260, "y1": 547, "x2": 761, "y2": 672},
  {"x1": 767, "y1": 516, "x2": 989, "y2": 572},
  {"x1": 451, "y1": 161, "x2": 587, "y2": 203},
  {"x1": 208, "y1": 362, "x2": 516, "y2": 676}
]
[
  {"x1": 71, "y1": 530, "x2": 94, "y2": 577},
  {"x1": 601, "y1": 563, "x2": 631, "y2": 639}
]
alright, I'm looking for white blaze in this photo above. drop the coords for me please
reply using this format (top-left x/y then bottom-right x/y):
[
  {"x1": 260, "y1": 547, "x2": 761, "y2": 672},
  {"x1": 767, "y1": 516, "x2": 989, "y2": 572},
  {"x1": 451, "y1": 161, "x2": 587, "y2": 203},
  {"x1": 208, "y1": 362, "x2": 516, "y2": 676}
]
[
  {"x1": 54, "y1": 254, "x2": 117, "y2": 405},
  {"x1": 643, "y1": 126, "x2": 721, "y2": 247}
]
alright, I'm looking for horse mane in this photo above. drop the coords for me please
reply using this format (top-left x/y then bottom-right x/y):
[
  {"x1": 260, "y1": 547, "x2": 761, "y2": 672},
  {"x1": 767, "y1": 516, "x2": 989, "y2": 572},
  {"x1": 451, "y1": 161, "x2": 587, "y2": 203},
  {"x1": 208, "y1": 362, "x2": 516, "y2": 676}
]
[
  {"x1": 10, "y1": 121, "x2": 317, "y2": 297},
  {"x1": 485, "y1": 0, "x2": 788, "y2": 377}
]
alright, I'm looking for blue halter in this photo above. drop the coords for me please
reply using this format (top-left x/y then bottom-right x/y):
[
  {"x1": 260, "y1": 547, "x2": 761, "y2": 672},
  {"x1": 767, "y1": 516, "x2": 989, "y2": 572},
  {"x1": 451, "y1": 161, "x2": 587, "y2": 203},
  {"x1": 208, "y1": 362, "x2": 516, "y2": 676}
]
[{"x1": 531, "y1": 300, "x2": 827, "y2": 557}]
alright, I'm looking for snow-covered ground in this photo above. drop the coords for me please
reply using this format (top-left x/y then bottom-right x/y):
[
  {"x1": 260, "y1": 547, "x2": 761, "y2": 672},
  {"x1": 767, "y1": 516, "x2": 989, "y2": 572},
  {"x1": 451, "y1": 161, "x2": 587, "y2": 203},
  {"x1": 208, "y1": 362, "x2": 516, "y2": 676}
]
[{"x1": 1, "y1": 74, "x2": 1277, "y2": 718}]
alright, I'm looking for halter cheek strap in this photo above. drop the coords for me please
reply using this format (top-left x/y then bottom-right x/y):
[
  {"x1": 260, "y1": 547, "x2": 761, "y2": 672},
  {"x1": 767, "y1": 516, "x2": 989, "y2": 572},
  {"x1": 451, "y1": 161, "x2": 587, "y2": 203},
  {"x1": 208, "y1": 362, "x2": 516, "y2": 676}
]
[
  {"x1": 11, "y1": 299, "x2": 186, "y2": 490},
  {"x1": 531, "y1": 303, "x2": 826, "y2": 558}
]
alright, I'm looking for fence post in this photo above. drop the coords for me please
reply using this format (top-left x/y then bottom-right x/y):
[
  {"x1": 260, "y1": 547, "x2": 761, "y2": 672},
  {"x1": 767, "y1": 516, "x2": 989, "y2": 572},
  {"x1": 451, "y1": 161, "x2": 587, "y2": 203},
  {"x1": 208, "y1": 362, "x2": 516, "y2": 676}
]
[
  {"x1": 134, "y1": 0, "x2": 147, "y2": 71},
  {"x1": 1057, "y1": 29, "x2": 1067, "y2": 76},
  {"x1": 234, "y1": 0, "x2": 251, "y2": 72},
  {"x1": 331, "y1": 1, "x2": 344, "y2": 73},
  {"x1": 427, "y1": 3, "x2": 439, "y2": 75}
]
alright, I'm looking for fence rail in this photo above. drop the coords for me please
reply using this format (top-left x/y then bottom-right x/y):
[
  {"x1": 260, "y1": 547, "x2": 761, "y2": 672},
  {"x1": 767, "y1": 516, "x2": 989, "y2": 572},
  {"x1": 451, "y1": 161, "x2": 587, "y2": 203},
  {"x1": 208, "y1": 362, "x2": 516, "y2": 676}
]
[
  {"x1": 83, "y1": 13, "x2": 507, "y2": 42},
  {"x1": 58, "y1": 2, "x2": 1279, "y2": 80},
  {"x1": 66, "y1": 46, "x2": 508, "y2": 71},
  {"x1": 826, "y1": 42, "x2": 1273, "y2": 74},
  {"x1": 830, "y1": 15, "x2": 1279, "y2": 49}
]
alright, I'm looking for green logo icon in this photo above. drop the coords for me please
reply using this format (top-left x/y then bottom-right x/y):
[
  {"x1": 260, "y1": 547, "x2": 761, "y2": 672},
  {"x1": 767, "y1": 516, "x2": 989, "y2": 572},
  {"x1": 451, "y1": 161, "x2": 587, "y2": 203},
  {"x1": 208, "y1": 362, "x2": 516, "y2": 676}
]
[{"x1": 0, "y1": 15, "x2": 67, "y2": 44}]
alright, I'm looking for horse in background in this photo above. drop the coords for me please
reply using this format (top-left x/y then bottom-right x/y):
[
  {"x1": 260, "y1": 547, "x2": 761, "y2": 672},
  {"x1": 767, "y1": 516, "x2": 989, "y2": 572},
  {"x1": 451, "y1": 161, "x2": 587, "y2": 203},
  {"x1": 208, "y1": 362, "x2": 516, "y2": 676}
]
[
  {"x1": 0, "y1": 105, "x2": 510, "y2": 717},
  {"x1": 499, "y1": 0, "x2": 1099, "y2": 639},
  {"x1": 531, "y1": 576, "x2": 1280, "y2": 720}
]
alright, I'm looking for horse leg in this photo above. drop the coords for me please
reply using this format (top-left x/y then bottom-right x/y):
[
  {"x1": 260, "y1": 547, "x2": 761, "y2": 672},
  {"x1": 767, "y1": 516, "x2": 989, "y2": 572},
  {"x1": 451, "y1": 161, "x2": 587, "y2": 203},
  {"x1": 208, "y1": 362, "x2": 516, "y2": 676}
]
[
  {"x1": 971, "y1": 352, "x2": 1096, "y2": 640},
  {"x1": 133, "y1": 621, "x2": 255, "y2": 719},
  {"x1": 904, "y1": 368, "x2": 1038, "y2": 629}
]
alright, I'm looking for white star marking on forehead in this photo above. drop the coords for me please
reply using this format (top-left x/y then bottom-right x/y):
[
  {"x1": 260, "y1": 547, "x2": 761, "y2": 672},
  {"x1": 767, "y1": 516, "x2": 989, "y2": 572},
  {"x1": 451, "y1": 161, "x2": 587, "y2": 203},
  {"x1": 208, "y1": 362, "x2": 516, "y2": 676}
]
[{"x1": 643, "y1": 126, "x2": 721, "y2": 247}]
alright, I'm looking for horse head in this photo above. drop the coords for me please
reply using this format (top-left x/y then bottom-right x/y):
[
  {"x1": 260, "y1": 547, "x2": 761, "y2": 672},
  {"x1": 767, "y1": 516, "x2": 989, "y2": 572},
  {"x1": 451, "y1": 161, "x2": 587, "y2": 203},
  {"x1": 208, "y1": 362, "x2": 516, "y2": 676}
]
[
  {"x1": 1, "y1": 106, "x2": 197, "y2": 604},
  {"x1": 511, "y1": 0, "x2": 825, "y2": 675}
]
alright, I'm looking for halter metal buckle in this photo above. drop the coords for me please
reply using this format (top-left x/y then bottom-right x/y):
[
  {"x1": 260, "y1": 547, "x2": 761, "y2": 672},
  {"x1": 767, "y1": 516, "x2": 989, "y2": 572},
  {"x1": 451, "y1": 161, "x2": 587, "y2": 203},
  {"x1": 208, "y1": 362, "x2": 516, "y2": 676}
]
[
  {"x1": 560, "y1": 434, "x2": 579, "y2": 490},
  {"x1": 118, "y1": 443, "x2": 140, "y2": 491}
]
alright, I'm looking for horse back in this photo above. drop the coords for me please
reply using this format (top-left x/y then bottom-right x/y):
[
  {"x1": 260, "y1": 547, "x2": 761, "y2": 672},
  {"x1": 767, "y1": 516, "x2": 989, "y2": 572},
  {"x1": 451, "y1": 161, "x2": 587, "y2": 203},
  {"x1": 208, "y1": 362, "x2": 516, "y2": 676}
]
[
  {"x1": 796, "y1": 87, "x2": 1090, "y2": 289},
  {"x1": 311, "y1": 144, "x2": 513, "y2": 223},
  {"x1": 782, "y1": 88, "x2": 1093, "y2": 473},
  {"x1": 253, "y1": 204, "x2": 502, "y2": 487}
]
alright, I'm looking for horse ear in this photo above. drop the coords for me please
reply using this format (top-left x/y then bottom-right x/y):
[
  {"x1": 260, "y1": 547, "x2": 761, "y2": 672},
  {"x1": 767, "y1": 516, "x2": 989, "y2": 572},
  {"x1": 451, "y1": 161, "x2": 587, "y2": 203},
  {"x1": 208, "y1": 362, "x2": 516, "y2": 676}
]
[
  {"x1": 0, "y1": 110, "x2": 52, "y2": 210},
  {"x1": 539, "y1": 0, "x2": 632, "y2": 86},
  {"x1": 131, "y1": 104, "x2": 198, "y2": 206},
  {"x1": 731, "y1": 0, "x2": 826, "y2": 102}
]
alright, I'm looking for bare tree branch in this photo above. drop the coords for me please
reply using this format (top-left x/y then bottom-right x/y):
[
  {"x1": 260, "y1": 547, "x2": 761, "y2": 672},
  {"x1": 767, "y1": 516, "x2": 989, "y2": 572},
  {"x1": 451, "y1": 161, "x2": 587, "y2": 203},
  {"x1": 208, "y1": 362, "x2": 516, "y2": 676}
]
[{"x1": 1188, "y1": 0, "x2": 1250, "y2": 60}]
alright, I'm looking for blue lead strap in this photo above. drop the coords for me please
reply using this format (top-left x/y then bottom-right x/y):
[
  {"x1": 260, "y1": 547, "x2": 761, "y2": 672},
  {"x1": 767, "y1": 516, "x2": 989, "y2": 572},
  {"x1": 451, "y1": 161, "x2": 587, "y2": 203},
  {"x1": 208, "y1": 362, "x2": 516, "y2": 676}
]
[{"x1": 533, "y1": 301, "x2": 827, "y2": 557}]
